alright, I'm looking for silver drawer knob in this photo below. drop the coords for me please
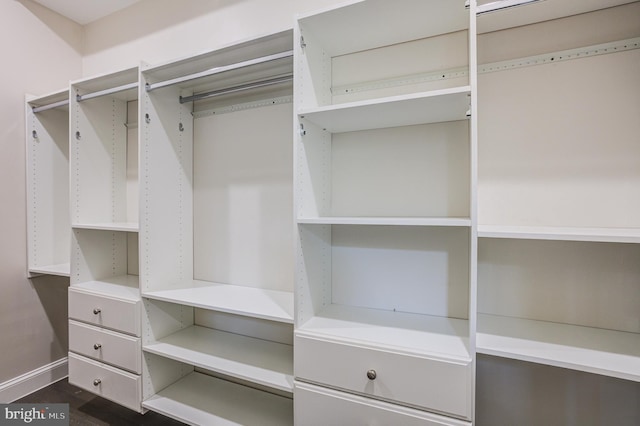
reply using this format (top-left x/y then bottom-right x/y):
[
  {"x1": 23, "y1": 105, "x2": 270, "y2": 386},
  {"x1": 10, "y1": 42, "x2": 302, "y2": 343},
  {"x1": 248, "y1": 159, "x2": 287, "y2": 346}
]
[
  {"x1": 93, "y1": 308, "x2": 101, "y2": 315},
  {"x1": 93, "y1": 379, "x2": 101, "y2": 386},
  {"x1": 94, "y1": 343, "x2": 102, "y2": 350},
  {"x1": 367, "y1": 369, "x2": 377, "y2": 380}
]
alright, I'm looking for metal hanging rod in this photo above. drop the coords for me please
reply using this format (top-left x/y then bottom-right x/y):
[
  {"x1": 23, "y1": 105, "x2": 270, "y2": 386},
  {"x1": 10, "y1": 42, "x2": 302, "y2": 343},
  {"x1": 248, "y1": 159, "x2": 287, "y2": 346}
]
[
  {"x1": 146, "y1": 50, "x2": 293, "y2": 92},
  {"x1": 76, "y1": 82, "x2": 139, "y2": 102},
  {"x1": 474, "y1": 0, "x2": 544, "y2": 15},
  {"x1": 179, "y1": 74, "x2": 293, "y2": 104},
  {"x1": 32, "y1": 99, "x2": 69, "y2": 113}
]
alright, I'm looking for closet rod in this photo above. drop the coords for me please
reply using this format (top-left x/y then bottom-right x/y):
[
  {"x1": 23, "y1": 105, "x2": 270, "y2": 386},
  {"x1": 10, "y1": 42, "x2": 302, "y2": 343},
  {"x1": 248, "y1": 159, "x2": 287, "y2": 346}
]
[
  {"x1": 179, "y1": 74, "x2": 293, "y2": 104},
  {"x1": 76, "y1": 82, "x2": 139, "y2": 102},
  {"x1": 146, "y1": 50, "x2": 293, "y2": 92},
  {"x1": 32, "y1": 99, "x2": 69, "y2": 113},
  {"x1": 475, "y1": 0, "x2": 542, "y2": 14}
]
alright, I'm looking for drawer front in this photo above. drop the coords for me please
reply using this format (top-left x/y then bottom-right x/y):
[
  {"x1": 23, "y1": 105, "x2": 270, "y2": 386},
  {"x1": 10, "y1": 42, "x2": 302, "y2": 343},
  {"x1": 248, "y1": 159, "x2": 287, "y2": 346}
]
[
  {"x1": 69, "y1": 320, "x2": 141, "y2": 374},
  {"x1": 69, "y1": 288, "x2": 140, "y2": 336},
  {"x1": 295, "y1": 381, "x2": 471, "y2": 426},
  {"x1": 295, "y1": 334, "x2": 472, "y2": 419},
  {"x1": 68, "y1": 353, "x2": 141, "y2": 412}
]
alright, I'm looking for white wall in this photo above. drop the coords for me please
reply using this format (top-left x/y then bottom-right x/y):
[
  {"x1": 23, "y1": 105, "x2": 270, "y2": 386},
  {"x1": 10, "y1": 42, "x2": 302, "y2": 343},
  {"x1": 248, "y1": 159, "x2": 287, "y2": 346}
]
[
  {"x1": 0, "y1": 0, "x2": 82, "y2": 389},
  {"x1": 82, "y1": 0, "x2": 340, "y2": 75}
]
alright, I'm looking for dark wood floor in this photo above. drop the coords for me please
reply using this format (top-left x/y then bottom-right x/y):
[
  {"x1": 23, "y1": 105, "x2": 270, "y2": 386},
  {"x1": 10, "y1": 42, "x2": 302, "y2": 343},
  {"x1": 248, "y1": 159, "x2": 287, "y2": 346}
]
[{"x1": 16, "y1": 379, "x2": 186, "y2": 425}]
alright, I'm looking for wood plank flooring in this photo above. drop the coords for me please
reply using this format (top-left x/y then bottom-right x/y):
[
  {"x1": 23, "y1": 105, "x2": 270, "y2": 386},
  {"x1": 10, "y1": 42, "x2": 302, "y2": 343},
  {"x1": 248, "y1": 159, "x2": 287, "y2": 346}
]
[{"x1": 15, "y1": 379, "x2": 185, "y2": 425}]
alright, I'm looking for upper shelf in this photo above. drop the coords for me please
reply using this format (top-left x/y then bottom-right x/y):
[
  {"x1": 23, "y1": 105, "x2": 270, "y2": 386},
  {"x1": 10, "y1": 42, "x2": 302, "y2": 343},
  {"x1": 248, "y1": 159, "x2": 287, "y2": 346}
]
[
  {"x1": 477, "y1": 0, "x2": 637, "y2": 33},
  {"x1": 143, "y1": 30, "x2": 293, "y2": 94},
  {"x1": 28, "y1": 89, "x2": 69, "y2": 112},
  {"x1": 478, "y1": 225, "x2": 640, "y2": 244},
  {"x1": 298, "y1": 216, "x2": 472, "y2": 227},
  {"x1": 143, "y1": 280, "x2": 294, "y2": 324},
  {"x1": 71, "y1": 67, "x2": 139, "y2": 101},
  {"x1": 300, "y1": 86, "x2": 471, "y2": 133},
  {"x1": 298, "y1": 0, "x2": 470, "y2": 57}
]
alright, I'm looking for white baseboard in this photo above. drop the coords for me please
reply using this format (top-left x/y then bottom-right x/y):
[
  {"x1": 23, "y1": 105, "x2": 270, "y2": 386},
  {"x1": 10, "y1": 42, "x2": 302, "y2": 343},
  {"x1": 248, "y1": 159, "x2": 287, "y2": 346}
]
[{"x1": 0, "y1": 357, "x2": 68, "y2": 403}]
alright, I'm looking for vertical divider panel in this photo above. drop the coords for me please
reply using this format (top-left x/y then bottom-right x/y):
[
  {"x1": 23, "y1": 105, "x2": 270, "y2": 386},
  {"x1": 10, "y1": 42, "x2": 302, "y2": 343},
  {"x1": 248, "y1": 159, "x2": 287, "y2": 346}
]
[
  {"x1": 139, "y1": 82, "x2": 194, "y2": 294},
  {"x1": 468, "y1": 1, "x2": 479, "y2": 421}
]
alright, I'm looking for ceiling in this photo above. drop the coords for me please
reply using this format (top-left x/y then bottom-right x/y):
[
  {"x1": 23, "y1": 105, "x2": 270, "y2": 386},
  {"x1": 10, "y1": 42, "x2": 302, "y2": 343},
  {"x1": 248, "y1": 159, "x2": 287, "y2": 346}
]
[{"x1": 32, "y1": 0, "x2": 142, "y2": 25}]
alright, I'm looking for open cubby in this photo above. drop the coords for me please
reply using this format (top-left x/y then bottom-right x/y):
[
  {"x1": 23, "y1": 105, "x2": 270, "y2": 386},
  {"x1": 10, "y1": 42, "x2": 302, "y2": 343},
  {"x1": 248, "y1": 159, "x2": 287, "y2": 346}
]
[
  {"x1": 26, "y1": 90, "x2": 70, "y2": 277},
  {"x1": 139, "y1": 30, "x2": 295, "y2": 423}
]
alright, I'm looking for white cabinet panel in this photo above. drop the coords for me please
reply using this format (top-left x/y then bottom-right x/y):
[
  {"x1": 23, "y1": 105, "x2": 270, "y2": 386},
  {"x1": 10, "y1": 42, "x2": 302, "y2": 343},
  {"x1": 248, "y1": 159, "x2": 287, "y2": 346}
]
[
  {"x1": 295, "y1": 334, "x2": 472, "y2": 419},
  {"x1": 69, "y1": 320, "x2": 141, "y2": 374},
  {"x1": 69, "y1": 353, "x2": 141, "y2": 412}
]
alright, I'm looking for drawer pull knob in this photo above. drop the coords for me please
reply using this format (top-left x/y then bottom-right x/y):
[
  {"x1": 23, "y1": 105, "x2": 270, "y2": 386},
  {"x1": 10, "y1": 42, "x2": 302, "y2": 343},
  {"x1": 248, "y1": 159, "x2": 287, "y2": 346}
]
[
  {"x1": 93, "y1": 308, "x2": 101, "y2": 315},
  {"x1": 366, "y1": 369, "x2": 377, "y2": 380},
  {"x1": 94, "y1": 343, "x2": 102, "y2": 350},
  {"x1": 93, "y1": 379, "x2": 101, "y2": 386}
]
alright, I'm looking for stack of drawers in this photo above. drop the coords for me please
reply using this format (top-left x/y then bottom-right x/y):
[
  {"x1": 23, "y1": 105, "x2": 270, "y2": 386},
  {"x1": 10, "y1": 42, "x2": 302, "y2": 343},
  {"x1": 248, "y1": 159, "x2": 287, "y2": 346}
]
[{"x1": 67, "y1": 285, "x2": 142, "y2": 411}]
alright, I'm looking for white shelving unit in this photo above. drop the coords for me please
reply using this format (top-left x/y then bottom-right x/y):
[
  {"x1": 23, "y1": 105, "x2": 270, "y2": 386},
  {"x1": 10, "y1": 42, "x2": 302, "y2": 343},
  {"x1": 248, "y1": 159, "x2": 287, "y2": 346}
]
[
  {"x1": 294, "y1": 0, "x2": 477, "y2": 423},
  {"x1": 139, "y1": 30, "x2": 295, "y2": 424},
  {"x1": 476, "y1": 0, "x2": 640, "y2": 385},
  {"x1": 26, "y1": 90, "x2": 71, "y2": 278},
  {"x1": 68, "y1": 67, "x2": 142, "y2": 411}
]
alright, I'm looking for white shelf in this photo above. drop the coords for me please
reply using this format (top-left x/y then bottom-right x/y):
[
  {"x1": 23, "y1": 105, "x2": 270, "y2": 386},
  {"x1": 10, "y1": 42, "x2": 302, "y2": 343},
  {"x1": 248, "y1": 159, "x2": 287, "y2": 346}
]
[
  {"x1": 142, "y1": 372, "x2": 293, "y2": 426},
  {"x1": 72, "y1": 222, "x2": 139, "y2": 232},
  {"x1": 144, "y1": 326, "x2": 293, "y2": 393},
  {"x1": 298, "y1": 0, "x2": 469, "y2": 57},
  {"x1": 300, "y1": 86, "x2": 471, "y2": 133},
  {"x1": 73, "y1": 275, "x2": 140, "y2": 301},
  {"x1": 143, "y1": 281, "x2": 294, "y2": 324},
  {"x1": 29, "y1": 263, "x2": 71, "y2": 277},
  {"x1": 297, "y1": 304, "x2": 470, "y2": 362},
  {"x1": 477, "y1": 314, "x2": 640, "y2": 382},
  {"x1": 477, "y1": 0, "x2": 636, "y2": 34},
  {"x1": 478, "y1": 225, "x2": 640, "y2": 244},
  {"x1": 298, "y1": 216, "x2": 471, "y2": 227}
]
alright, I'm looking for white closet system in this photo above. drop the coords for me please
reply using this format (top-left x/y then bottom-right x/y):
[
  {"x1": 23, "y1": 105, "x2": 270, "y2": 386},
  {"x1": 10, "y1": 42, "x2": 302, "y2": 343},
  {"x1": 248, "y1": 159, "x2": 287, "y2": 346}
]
[{"x1": 24, "y1": 0, "x2": 639, "y2": 424}]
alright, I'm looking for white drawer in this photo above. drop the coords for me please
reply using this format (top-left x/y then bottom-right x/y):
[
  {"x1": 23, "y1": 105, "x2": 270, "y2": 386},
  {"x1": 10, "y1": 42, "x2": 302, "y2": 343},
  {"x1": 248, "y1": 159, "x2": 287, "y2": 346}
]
[
  {"x1": 69, "y1": 320, "x2": 141, "y2": 374},
  {"x1": 295, "y1": 381, "x2": 471, "y2": 426},
  {"x1": 68, "y1": 353, "x2": 141, "y2": 412},
  {"x1": 69, "y1": 288, "x2": 141, "y2": 336},
  {"x1": 295, "y1": 333, "x2": 472, "y2": 419}
]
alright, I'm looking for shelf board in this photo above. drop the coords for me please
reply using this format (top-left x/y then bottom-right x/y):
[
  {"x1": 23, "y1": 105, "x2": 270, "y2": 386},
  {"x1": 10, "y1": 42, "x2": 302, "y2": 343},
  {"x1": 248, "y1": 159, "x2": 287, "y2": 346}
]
[
  {"x1": 144, "y1": 326, "x2": 293, "y2": 393},
  {"x1": 298, "y1": 0, "x2": 469, "y2": 57},
  {"x1": 297, "y1": 216, "x2": 472, "y2": 227},
  {"x1": 142, "y1": 372, "x2": 293, "y2": 426},
  {"x1": 478, "y1": 225, "x2": 640, "y2": 244},
  {"x1": 297, "y1": 304, "x2": 471, "y2": 362},
  {"x1": 72, "y1": 222, "x2": 139, "y2": 232},
  {"x1": 477, "y1": 314, "x2": 640, "y2": 382},
  {"x1": 143, "y1": 281, "x2": 294, "y2": 324},
  {"x1": 477, "y1": 0, "x2": 636, "y2": 34},
  {"x1": 72, "y1": 275, "x2": 140, "y2": 301},
  {"x1": 29, "y1": 263, "x2": 71, "y2": 277},
  {"x1": 299, "y1": 86, "x2": 471, "y2": 133}
]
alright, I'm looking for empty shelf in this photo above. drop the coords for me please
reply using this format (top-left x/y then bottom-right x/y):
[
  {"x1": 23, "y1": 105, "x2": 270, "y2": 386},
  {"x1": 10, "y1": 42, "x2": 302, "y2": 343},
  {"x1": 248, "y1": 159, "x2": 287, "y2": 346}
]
[
  {"x1": 29, "y1": 263, "x2": 71, "y2": 277},
  {"x1": 297, "y1": 304, "x2": 471, "y2": 362},
  {"x1": 143, "y1": 281, "x2": 294, "y2": 324},
  {"x1": 142, "y1": 373, "x2": 293, "y2": 426},
  {"x1": 478, "y1": 225, "x2": 640, "y2": 243},
  {"x1": 72, "y1": 222, "x2": 139, "y2": 232},
  {"x1": 298, "y1": 216, "x2": 472, "y2": 227},
  {"x1": 477, "y1": 314, "x2": 640, "y2": 382},
  {"x1": 144, "y1": 326, "x2": 293, "y2": 393}
]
